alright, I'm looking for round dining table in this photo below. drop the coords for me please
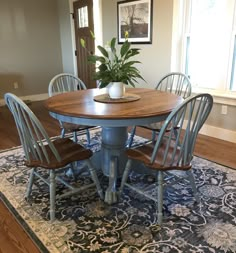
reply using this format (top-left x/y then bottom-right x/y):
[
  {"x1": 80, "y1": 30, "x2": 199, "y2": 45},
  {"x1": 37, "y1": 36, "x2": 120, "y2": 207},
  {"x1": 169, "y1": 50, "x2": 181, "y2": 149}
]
[{"x1": 44, "y1": 88, "x2": 183, "y2": 204}]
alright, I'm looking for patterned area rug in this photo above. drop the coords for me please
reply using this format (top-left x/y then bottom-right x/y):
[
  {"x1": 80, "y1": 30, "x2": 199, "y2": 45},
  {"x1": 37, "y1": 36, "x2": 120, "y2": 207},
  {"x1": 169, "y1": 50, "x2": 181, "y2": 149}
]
[{"x1": 0, "y1": 128, "x2": 236, "y2": 253}]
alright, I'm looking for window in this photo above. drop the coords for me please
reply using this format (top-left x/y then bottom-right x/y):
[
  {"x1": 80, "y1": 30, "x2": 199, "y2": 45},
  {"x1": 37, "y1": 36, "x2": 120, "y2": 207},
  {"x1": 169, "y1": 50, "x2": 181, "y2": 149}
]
[{"x1": 181, "y1": 0, "x2": 236, "y2": 93}]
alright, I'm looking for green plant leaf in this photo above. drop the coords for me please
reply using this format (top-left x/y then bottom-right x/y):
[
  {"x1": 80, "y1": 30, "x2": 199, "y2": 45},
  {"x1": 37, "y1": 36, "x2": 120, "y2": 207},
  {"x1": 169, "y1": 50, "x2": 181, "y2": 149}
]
[
  {"x1": 80, "y1": 38, "x2": 86, "y2": 48},
  {"x1": 98, "y1": 63, "x2": 108, "y2": 71},
  {"x1": 90, "y1": 30, "x2": 95, "y2": 39},
  {"x1": 122, "y1": 61, "x2": 141, "y2": 68},
  {"x1": 110, "y1": 38, "x2": 116, "y2": 51},
  {"x1": 128, "y1": 80, "x2": 136, "y2": 87},
  {"x1": 120, "y1": 40, "x2": 130, "y2": 57},
  {"x1": 99, "y1": 81, "x2": 110, "y2": 88},
  {"x1": 97, "y1": 46, "x2": 109, "y2": 58},
  {"x1": 88, "y1": 55, "x2": 106, "y2": 64},
  {"x1": 124, "y1": 48, "x2": 140, "y2": 60}
]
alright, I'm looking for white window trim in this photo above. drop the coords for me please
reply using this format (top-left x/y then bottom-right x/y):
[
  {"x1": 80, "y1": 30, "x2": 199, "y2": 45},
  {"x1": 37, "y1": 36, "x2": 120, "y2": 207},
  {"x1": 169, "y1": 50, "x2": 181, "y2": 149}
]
[
  {"x1": 173, "y1": 0, "x2": 236, "y2": 105},
  {"x1": 191, "y1": 87, "x2": 236, "y2": 106}
]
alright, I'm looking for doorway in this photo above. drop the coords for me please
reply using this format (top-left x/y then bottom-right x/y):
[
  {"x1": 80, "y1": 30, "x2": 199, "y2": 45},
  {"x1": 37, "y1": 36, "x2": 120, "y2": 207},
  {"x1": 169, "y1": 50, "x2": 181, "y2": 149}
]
[{"x1": 73, "y1": 0, "x2": 96, "y2": 89}]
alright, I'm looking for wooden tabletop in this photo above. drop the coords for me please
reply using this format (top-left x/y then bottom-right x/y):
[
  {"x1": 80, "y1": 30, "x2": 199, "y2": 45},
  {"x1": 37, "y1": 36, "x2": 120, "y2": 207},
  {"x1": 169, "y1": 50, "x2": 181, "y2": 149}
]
[{"x1": 45, "y1": 88, "x2": 183, "y2": 121}]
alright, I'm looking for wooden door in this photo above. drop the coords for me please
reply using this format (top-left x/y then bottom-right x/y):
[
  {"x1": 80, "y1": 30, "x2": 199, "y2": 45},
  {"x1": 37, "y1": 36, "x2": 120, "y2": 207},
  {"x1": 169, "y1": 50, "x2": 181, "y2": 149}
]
[{"x1": 73, "y1": 0, "x2": 96, "y2": 89}]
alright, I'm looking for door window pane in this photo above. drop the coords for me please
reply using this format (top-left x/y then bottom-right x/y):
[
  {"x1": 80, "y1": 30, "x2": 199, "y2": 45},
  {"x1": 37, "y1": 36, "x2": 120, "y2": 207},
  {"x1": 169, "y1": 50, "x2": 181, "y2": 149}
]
[{"x1": 78, "y1": 6, "x2": 88, "y2": 28}]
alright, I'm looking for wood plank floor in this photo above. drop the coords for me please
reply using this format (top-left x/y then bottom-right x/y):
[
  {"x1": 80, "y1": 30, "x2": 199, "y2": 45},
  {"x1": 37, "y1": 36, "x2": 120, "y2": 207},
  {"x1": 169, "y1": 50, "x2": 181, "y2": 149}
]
[{"x1": 0, "y1": 100, "x2": 235, "y2": 253}]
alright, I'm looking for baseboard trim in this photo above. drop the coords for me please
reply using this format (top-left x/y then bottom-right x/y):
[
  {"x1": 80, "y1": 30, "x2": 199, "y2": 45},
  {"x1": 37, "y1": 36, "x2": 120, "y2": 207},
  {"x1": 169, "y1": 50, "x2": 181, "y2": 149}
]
[
  {"x1": 183, "y1": 119, "x2": 236, "y2": 144},
  {"x1": 1, "y1": 93, "x2": 235, "y2": 144},
  {"x1": 0, "y1": 93, "x2": 49, "y2": 106},
  {"x1": 199, "y1": 124, "x2": 236, "y2": 144}
]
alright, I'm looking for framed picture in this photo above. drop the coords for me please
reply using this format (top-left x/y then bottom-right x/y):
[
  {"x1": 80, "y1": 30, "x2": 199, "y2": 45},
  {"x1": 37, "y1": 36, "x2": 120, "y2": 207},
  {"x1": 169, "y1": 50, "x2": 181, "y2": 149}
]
[{"x1": 117, "y1": 0, "x2": 153, "y2": 44}]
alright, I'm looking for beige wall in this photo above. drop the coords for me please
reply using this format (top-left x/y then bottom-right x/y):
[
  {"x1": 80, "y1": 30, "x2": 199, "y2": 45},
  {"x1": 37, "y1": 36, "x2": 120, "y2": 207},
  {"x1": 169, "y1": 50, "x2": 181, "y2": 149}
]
[
  {"x1": 206, "y1": 103, "x2": 236, "y2": 132},
  {"x1": 0, "y1": 0, "x2": 63, "y2": 97},
  {"x1": 101, "y1": 0, "x2": 174, "y2": 88}
]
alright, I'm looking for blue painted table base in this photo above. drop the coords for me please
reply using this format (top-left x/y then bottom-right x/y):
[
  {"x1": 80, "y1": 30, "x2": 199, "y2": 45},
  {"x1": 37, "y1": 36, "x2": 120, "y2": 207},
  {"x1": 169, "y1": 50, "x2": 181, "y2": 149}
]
[{"x1": 101, "y1": 127, "x2": 128, "y2": 204}]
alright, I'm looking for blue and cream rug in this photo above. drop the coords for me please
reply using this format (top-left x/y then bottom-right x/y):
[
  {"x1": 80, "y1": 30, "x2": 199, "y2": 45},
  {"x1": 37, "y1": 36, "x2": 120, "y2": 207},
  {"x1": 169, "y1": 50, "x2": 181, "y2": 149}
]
[{"x1": 0, "y1": 128, "x2": 236, "y2": 253}]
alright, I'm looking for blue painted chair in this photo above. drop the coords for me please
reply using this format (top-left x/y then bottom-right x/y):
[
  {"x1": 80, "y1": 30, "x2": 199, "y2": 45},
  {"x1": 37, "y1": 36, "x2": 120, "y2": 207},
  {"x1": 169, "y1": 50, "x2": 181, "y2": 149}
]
[
  {"x1": 48, "y1": 73, "x2": 95, "y2": 144},
  {"x1": 119, "y1": 93, "x2": 213, "y2": 225},
  {"x1": 4, "y1": 93, "x2": 103, "y2": 222},
  {"x1": 128, "y1": 72, "x2": 192, "y2": 147}
]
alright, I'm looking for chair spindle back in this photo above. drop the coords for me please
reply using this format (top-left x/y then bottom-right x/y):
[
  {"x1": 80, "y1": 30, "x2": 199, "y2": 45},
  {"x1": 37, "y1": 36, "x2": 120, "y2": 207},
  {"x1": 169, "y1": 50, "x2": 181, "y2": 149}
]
[
  {"x1": 5, "y1": 93, "x2": 61, "y2": 164},
  {"x1": 151, "y1": 93, "x2": 213, "y2": 167},
  {"x1": 48, "y1": 73, "x2": 86, "y2": 97},
  {"x1": 156, "y1": 72, "x2": 192, "y2": 99}
]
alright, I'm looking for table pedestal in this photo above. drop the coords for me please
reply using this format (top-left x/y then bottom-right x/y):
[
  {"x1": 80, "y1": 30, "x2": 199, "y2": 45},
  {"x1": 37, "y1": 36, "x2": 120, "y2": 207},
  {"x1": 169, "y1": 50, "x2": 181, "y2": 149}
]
[{"x1": 101, "y1": 127, "x2": 128, "y2": 204}]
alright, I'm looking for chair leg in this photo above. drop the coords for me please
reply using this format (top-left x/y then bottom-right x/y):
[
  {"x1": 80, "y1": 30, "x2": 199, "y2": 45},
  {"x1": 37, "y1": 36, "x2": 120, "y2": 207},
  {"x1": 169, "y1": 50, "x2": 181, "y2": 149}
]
[
  {"x1": 49, "y1": 170, "x2": 56, "y2": 222},
  {"x1": 186, "y1": 170, "x2": 200, "y2": 202},
  {"x1": 25, "y1": 168, "x2": 36, "y2": 199},
  {"x1": 86, "y1": 129, "x2": 91, "y2": 145},
  {"x1": 61, "y1": 128, "x2": 65, "y2": 138},
  {"x1": 119, "y1": 159, "x2": 132, "y2": 197},
  {"x1": 156, "y1": 171, "x2": 164, "y2": 225},
  {"x1": 173, "y1": 129, "x2": 178, "y2": 140},
  {"x1": 68, "y1": 162, "x2": 77, "y2": 180},
  {"x1": 127, "y1": 126, "x2": 136, "y2": 148},
  {"x1": 151, "y1": 130, "x2": 156, "y2": 143},
  {"x1": 73, "y1": 131, "x2": 77, "y2": 143},
  {"x1": 86, "y1": 160, "x2": 104, "y2": 200}
]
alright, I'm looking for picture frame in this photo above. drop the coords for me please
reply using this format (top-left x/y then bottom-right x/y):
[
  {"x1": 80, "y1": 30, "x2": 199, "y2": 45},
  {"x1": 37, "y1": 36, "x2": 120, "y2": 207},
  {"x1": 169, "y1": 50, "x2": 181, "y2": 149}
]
[{"x1": 117, "y1": 0, "x2": 153, "y2": 44}]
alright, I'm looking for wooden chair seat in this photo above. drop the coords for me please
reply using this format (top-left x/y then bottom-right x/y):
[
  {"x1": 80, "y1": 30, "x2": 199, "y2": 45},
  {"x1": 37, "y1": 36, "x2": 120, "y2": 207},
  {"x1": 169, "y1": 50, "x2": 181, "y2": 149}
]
[
  {"x1": 25, "y1": 138, "x2": 93, "y2": 169},
  {"x1": 126, "y1": 140, "x2": 191, "y2": 171}
]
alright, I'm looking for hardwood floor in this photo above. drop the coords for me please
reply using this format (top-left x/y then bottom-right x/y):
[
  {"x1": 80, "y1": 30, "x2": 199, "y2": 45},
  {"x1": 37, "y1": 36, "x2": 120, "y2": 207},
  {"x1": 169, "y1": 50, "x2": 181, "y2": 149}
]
[
  {"x1": 0, "y1": 202, "x2": 41, "y2": 253},
  {"x1": 0, "y1": 100, "x2": 235, "y2": 253},
  {"x1": 0, "y1": 101, "x2": 61, "y2": 150},
  {"x1": 0, "y1": 101, "x2": 60, "y2": 253}
]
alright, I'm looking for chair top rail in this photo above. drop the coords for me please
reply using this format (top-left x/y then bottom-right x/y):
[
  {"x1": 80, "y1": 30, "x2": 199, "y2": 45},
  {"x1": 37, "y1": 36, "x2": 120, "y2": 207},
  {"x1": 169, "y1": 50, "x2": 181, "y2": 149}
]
[
  {"x1": 156, "y1": 72, "x2": 192, "y2": 99},
  {"x1": 48, "y1": 73, "x2": 87, "y2": 97}
]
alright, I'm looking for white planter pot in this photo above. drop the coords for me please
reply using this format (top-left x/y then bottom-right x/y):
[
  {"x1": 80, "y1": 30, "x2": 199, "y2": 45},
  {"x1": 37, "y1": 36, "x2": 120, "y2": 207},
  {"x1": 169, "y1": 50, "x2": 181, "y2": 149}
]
[{"x1": 108, "y1": 82, "x2": 125, "y2": 99}]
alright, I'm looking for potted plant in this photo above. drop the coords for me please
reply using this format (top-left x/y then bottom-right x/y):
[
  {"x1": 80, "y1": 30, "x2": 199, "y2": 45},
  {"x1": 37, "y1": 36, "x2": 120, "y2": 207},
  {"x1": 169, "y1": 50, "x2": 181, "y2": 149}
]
[{"x1": 81, "y1": 36, "x2": 145, "y2": 99}]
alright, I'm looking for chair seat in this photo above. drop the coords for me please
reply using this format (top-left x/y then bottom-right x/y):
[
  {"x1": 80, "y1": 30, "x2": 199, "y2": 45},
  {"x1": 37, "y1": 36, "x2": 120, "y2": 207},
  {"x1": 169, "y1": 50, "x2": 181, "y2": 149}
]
[
  {"x1": 126, "y1": 140, "x2": 191, "y2": 171},
  {"x1": 60, "y1": 122, "x2": 95, "y2": 132},
  {"x1": 25, "y1": 138, "x2": 93, "y2": 169}
]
